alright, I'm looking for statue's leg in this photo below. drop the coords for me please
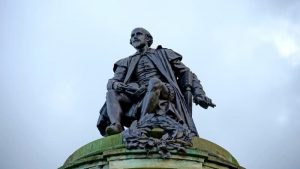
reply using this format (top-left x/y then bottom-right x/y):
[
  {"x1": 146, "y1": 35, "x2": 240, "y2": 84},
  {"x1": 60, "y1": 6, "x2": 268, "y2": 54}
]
[
  {"x1": 106, "y1": 90, "x2": 131, "y2": 135},
  {"x1": 141, "y1": 78, "x2": 169, "y2": 115}
]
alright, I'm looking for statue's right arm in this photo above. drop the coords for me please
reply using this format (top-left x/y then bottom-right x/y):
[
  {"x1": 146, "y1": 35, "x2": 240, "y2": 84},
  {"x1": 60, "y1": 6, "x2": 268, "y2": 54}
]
[{"x1": 107, "y1": 59, "x2": 128, "y2": 91}]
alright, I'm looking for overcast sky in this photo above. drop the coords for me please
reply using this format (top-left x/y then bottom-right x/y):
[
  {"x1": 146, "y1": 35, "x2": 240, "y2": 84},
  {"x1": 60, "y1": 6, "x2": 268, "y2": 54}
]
[{"x1": 1, "y1": 0, "x2": 300, "y2": 169}]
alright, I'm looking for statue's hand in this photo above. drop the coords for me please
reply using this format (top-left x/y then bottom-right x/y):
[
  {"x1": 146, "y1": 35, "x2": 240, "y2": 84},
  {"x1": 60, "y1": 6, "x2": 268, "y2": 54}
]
[
  {"x1": 193, "y1": 95, "x2": 216, "y2": 109},
  {"x1": 133, "y1": 85, "x2": 146, "y2": 98},
  {"x1": 125, "y1": 83, "x2": 146, "y2": 98},
  {"x1": 114, "y1": 82, "x2": 141, "y2": 95},
  {"x1": 113, "y1": 82, "x2": 128, "y2": 91},
  {"x1": 126, "y1": 83, "x2": 140, "y2": 93}
]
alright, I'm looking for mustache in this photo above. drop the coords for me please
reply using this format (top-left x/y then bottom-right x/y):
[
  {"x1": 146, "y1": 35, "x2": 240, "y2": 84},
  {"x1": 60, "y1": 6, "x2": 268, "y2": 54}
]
[{"x1": 131, "y1": 38, "x2": 140, "y2": 43}]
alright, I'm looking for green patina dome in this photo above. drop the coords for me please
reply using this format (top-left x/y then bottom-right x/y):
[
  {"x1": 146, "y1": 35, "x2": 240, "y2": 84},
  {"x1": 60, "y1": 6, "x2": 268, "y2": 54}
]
[{"x1": 60, "y1": 134, "x2": 243, "y2": 169}]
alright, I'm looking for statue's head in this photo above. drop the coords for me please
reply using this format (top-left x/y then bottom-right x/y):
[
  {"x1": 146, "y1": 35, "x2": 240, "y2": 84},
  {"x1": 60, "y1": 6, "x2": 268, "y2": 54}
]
[{"x1": 130, "y1": 27, "x2": 153, "y2": 49}]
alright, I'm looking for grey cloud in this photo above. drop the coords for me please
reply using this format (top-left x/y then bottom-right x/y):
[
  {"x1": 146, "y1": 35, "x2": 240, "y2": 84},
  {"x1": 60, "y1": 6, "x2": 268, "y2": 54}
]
[{"x1": 1, "y1": 1, "x2": 300, "y2": 169}]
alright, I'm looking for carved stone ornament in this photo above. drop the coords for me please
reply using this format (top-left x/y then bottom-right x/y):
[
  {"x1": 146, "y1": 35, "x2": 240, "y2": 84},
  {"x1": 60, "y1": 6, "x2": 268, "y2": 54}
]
[{"x1": 123, "y1": 113, "x2": 194, "y2": 158}]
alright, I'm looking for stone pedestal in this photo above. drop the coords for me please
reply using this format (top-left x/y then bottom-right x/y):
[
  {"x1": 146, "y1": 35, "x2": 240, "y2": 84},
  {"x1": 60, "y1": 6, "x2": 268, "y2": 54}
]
[{"x1": 59, "y1": 134, "x2": 244, "y2": 169}]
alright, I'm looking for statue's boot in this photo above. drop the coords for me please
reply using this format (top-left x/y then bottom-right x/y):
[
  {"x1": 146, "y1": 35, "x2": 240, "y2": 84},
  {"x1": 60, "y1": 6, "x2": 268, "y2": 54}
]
[{"x1": 105, "y1": 123, "x2": 124, "y2": 136}]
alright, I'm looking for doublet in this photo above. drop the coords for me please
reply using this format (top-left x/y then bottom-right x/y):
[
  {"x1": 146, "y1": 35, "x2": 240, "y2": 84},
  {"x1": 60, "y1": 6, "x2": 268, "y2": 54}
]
[{"x1": 133, "y1": 54, "x2": 164, "y2": 87}]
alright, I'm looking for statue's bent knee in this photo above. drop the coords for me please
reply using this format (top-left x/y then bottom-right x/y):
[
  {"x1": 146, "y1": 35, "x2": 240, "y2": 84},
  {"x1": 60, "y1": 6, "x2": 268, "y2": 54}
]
[
  {"x1": 147, "y1": 78, "x2": 163, "y2": 91},
  {"x1": 106, "y1": 90, "x2": 120, "y2": 101}
]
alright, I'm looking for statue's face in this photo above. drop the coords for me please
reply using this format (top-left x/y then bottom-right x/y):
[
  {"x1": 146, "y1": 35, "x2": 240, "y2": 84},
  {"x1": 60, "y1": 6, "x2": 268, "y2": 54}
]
[{"x1": 130, "y1": 28, "x2": 148, "y2": 49}]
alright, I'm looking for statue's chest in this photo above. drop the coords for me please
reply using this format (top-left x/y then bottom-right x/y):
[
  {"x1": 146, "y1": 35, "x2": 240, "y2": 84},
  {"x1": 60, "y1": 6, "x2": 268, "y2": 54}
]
[{"x1": 133, "y1": 55, "x2": 162, "y2": 85}]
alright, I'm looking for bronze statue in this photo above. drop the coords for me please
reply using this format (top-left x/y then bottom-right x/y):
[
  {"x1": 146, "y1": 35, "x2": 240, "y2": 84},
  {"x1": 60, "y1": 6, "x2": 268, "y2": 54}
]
[{"x1": 97, "y1": 28, "x2": 215, "y2": 138}]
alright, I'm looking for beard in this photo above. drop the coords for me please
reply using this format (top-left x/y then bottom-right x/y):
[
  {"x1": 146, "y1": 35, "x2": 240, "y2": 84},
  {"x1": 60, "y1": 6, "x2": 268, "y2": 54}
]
[{"x1": 132, "y1": 41, "x2": 147, "y2": 49}]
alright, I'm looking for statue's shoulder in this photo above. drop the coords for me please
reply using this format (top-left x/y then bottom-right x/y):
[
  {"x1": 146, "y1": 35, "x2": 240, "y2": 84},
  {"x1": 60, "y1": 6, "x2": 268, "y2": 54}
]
[
  {"x1": 113, "y1": 56, "x2": 130, "y2": 72},
  {"x1": 113, "y1": 51, "x2": 140, "y2": 69},
  {"x1": 155, "y1": 45, "x2": 170, "y2": 52},
  {"x1": 115, "y1": 57, "x2": 129, "y2": 65},
  {"x1": 155, "y1": 45, "x2": 183, "y2": 61}
]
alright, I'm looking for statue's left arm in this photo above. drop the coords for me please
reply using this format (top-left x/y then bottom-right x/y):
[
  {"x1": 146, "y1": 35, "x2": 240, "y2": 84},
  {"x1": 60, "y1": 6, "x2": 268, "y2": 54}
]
[{"x1": 166, "y1": 49, "x2": 216, "y2": 109}]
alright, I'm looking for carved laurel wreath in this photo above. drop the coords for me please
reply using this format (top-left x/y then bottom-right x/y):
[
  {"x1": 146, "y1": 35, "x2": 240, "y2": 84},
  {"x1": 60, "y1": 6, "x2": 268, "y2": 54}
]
[{"x1": 122, "y1": 113, "x2": 193, "y2": 158}]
